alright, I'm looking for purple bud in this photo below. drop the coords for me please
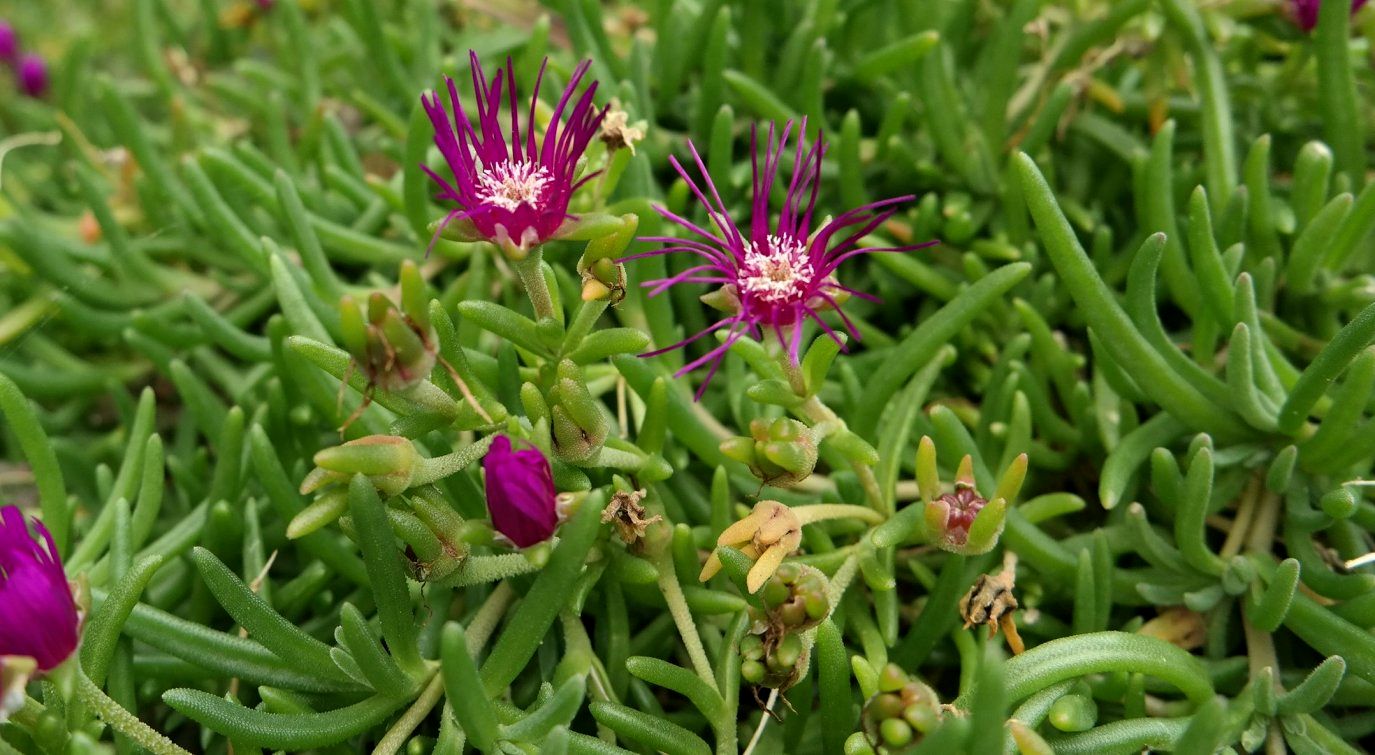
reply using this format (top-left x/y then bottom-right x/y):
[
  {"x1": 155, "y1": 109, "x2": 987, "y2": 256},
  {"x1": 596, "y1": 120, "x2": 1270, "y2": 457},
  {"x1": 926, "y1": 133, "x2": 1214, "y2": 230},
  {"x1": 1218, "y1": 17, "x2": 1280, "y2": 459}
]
[
  {"x1": 482, "y1": 435, "x2": 558, "y2": 547},
  {"x1": 1291, "y1": 0, "x2": 1369, "y2": 31},
  {"x1": 0, "y1": 506, "x2": 80, "y2": 672},
  {"x1": 256, "y1": 0, "x2": 275, "y2": 10},
  {"x1": 0, "y1": 22, "x2": 17, "y2": 65},
  {"x1": 17, "y1": 54, "x2": 47, "y2": 98}
]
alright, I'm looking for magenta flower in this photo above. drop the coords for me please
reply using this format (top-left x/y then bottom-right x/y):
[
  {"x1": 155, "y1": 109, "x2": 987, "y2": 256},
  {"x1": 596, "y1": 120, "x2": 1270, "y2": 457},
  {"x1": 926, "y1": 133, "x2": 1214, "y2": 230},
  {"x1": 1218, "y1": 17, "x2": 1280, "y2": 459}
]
[
  {"x1": 626, "y1": 120, "x2": 935, "y2": 398},
  {"x1": 1292, "y1": 0, "x2": 1368, "y2": 30},
  {"x1": 17, "y1": 54, "x2": 46, "y2": 98},
  {"x1": 482, "y1": 435, "x2": 559, "y2": 548},
  {"x1": 421, "y1": 53, "x2": 606, "y2": 255},
  {"x1": 0, "y1": 506, "x2": 80, "y2": 672},
  {"x1": 0, "y1": 22, "x2": 17, "y2": 65}
]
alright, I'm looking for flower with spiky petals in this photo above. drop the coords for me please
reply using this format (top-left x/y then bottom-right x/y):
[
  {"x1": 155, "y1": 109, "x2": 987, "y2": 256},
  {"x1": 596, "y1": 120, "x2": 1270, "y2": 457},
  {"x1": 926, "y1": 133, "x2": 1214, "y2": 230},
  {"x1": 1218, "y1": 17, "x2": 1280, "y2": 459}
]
[
  {"x1": 625, "y1": 120, "x2": 935, "y2": 398},
  {"x1": 1291, "y1": 0, "x2": 1368, "y2": 30},
  {"x1": 0, "y1": 506, "x2": 80, "y2": 673},
  {"x1": 421, "y1": 53, "x2": 606, "y2": 257}
]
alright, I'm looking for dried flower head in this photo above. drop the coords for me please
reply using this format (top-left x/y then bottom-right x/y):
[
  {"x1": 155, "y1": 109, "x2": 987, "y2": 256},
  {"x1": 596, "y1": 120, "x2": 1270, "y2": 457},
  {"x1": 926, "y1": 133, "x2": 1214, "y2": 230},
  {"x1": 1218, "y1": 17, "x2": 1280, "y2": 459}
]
[
  {"x1": 600, "y1": 488, "x2": 661, "y2": 547},
  {"x1": 959, "y1": 552, "x2": 1024, "y2": 654},
  {"x1": 0, "y1": 506, "x2": 80, "y2": 672},
  {"x1": 1139, "y1": 607, "x2": 1207, "y2": 651},
  {"x1": 422, "y1": 53, "x2": 606, "y2": 257},
  {"x1": 626, "y1": 119, "x2": 935, "y2": 397},
  {"x1": 483, "y1": 435, "x2": 560, "y2": 548},
  {"x1": 598, "y1": 101, "x2": 646, "y2": 155},
  {"x1": 699, "y1": 500, "x2": 802, "y2": 592}
]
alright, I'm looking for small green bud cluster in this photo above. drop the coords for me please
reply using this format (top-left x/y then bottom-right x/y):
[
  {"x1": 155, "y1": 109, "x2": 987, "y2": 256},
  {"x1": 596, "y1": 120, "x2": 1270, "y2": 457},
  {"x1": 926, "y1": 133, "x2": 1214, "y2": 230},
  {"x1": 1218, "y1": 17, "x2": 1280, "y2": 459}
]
[
  {"x1": 846, "y1": 664, "x2": 943, "y2": 754},
  {"x1": 738, "y1": 631, "x2": 805, "y2": 690},
  {"x1": 339, "y1": 260, "x2": 437, "y2": 394},
  {"x1": 577, "y1": 213, "x2": 636, "y2": 303},
  {"x1": 720, "y1": 417, "x2": 818, "y2": 487},
  {"x1": 754, "y1": 562, "x2": 829, "y2": 632},
  {"x1": 547, "y1": 359, "x2": 611, "y2": 464}
]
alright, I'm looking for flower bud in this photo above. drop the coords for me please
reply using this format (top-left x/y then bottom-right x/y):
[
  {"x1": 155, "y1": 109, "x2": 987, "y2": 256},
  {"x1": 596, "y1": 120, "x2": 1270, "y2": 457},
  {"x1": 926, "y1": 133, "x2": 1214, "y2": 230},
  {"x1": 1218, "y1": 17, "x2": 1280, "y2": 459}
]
[
  {"x1": 549, "y1": 362, "x2": 610, "y2": 464},
  {"x1": 0, "y1": 22, "x2": 18, "y2": 65},
  {"x1": 483, "y1": 435, "x2": 559, "y2": 548},
  {"x1": 17, "y1": 54, "x2": 47, "y2": 98},
  {"x1": 339, "y1": 261, "x2": 438, "y2": 394},
  {"x1": 304, "y1": 435, "x2": 420, "y2": 497},
  {"x1": 722, "y1": 417, "x2": 817, "y2": 488},
  {"x1": 0, "y1": 507, "x2": 80, "y2": 673}
]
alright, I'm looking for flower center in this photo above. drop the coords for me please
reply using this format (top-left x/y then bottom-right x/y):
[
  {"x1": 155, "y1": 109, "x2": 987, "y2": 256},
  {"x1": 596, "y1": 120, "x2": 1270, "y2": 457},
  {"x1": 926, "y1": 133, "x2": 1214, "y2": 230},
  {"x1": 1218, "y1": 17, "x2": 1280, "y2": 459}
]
[
  {"x1": 738, "y1": 235, "x2": 815, "y2": 304},
  {"x1": 940, "y1": 485, "x2": 987, "y2": 545},
  {"x1": 477, "y1": 161, "x2": 552, "y2": 211}
]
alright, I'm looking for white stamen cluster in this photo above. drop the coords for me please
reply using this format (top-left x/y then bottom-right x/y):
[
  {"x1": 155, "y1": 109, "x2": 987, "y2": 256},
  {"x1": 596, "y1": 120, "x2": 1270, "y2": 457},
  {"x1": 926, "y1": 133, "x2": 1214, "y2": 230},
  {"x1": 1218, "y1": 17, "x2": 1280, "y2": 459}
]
[
  {"x1": 477, "y1": 161, "x2": 552, "y2": 211},
  {"x1": 737, "y1": 235, "x2": 815, "y2": 304}
]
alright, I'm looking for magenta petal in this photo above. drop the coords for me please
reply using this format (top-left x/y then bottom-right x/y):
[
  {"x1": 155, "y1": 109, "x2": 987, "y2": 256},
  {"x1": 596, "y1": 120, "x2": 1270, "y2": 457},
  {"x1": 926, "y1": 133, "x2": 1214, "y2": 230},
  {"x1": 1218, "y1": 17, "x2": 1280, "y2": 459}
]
[
  {"x1": 0, "y1": 506, "x2": 80, "y2": 671},
  {"x1": 625, "y1": 119, "x2": 936, "y2": 399},
  {"x1": 421, "y1": 53, "x2": 605, "y2": 253},
  {"x1": 482, "y1": 436, "x2": 559, "y2": 548}
]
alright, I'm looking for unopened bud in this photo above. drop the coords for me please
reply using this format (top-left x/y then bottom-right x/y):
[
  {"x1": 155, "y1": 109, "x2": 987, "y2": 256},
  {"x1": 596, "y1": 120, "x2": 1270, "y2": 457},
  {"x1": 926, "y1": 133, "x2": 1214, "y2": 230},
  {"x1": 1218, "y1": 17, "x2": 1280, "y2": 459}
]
[
  {"x1": 339, "y1": 261, "x2": 438, "y2": 394},
  {"x1": 305, "y1": 435, "x2": 420, "y2": 497},
  {"x1": 723, "y1": 417, "x2": 817, "y2": 488},
  {"x1": 549, "y1": 362, "x2": 610, "y2": 464}
]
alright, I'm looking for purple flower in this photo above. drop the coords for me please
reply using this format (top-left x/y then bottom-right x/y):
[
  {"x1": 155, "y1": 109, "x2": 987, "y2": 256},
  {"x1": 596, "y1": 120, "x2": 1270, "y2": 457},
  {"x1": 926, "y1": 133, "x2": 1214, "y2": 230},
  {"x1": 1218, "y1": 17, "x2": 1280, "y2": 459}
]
[
  {"x1": 0, "y1": 506, "x2": 79, "y2": 672},
  {"x1": 0, "y1": 22, "x2": 17, "y2": 65},
  {"x1": 626, "y1": 120, "x2": 936, "y2": 398},
  {"x1": 421, "y1": 53, "x2": 606, "y2": 255},
  {"x1": 1291, "y1": 0, "x2": 1368, "y2": 30},
  {"x1": 482, "y1": 435, "x2": 558, "y2": 547},
  {"x1": 17, "y1": 54, "x2": 47, "y2": 98}
]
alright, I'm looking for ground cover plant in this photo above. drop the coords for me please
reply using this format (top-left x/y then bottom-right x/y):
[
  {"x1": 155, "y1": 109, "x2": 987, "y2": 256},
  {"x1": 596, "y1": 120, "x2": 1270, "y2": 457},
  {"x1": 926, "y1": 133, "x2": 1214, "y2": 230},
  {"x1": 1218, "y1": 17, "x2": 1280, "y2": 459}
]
[{"x1": 2, "y1": 0, "x2": 1375, "y2": 752}]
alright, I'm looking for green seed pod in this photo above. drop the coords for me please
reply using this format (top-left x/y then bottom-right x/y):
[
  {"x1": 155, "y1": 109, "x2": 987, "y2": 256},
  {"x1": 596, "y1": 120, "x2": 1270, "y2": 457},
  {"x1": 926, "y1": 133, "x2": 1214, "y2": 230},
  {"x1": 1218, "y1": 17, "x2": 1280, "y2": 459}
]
[
  {"x1": 880, "y1": 718, "x2": 914, "y2": 748},
  {"x1": 844, "y1": 732, "x2": 876, "y2": 755},
  {"x1": 750, "y1": 563, "x2": 831, "y2": 632}
]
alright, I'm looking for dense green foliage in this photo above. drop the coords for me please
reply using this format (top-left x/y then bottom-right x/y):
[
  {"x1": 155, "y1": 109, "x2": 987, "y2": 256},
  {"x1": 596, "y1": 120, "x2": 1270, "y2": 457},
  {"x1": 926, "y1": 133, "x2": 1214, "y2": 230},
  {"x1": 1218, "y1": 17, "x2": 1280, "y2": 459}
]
[{"x1": 3, "y1": 0, "x2": 1375, "y2": 753}]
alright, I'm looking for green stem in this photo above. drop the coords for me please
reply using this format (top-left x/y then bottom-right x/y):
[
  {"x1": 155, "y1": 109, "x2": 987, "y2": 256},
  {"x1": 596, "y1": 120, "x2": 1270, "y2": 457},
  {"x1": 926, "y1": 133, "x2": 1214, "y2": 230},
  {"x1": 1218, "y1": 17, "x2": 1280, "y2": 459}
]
[
  {"x1": 372, "y1": 672, "x2": 445, "y2": 755},
  {"x1": 77, "y1": 672, "x2": 190, "y2": 755},
  {"x1": 513, "y1": 248, "x2": 556, "y2": 321},
  {"x1": 467, "y1": 581, "x2": 516, "y2": 651},
  {"x1": 798, "y1": 395, "x2": 886, "y2": 512},
  {"x1": 652, "y1": 551, "x2": 721, "y2": 695},
  {"x1": 793, "y1": 504, "x2": 886, "y2": 527}
]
